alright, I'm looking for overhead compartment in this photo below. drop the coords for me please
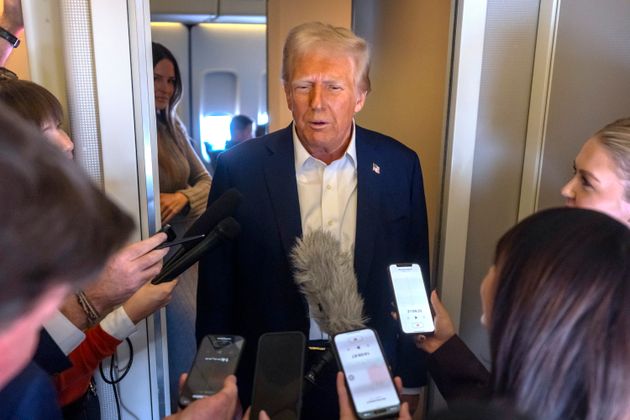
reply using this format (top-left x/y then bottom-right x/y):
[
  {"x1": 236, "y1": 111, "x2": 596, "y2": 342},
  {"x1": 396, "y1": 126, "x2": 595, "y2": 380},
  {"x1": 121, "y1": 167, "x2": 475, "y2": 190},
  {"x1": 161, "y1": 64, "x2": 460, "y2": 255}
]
[{"x1": 150, "y1": 0, "x2": 265, "y2": 24}]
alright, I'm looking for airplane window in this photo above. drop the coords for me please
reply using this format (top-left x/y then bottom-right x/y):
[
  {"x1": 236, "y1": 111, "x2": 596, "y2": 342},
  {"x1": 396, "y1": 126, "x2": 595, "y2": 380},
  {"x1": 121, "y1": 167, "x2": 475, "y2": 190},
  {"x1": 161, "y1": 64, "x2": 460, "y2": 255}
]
[
  {"x1": 200, "y1": 114, "x2": 232, "y2": 157},
  {"x1": 257, "y1": 111, "x2": 269, "y2": 126}
]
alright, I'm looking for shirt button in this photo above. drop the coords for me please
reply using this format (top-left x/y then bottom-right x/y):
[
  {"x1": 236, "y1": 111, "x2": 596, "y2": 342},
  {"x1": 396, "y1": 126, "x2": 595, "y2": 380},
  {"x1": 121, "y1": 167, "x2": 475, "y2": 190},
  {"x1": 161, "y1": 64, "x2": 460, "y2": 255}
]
[
  {"x1": 327, "y1": 220, "x2": 334, "y2": 226},
  {"x1": 326, "y1": 184, "x2": 332, "y2": 190}
]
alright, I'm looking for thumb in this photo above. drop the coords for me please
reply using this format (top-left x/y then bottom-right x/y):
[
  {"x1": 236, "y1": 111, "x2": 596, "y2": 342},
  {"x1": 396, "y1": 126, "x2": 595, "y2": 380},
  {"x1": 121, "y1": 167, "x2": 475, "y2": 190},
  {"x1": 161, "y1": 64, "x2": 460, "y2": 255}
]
[{"x1": 430, "y1": 290, "x2": 446, "y2": 315}]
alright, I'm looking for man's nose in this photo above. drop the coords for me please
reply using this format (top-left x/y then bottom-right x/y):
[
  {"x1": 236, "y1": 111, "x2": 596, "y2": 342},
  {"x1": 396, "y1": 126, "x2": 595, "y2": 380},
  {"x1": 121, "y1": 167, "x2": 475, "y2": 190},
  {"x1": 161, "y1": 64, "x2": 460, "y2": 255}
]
[{"x1": 309, "y1": 85, "x2": 323, "y2": 109}]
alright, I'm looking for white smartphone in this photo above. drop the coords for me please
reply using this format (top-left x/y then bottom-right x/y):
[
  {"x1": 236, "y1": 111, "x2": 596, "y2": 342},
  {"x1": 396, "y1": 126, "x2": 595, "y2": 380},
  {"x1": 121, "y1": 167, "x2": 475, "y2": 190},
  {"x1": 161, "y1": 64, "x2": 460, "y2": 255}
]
[
  {"x1": 333, "y1": 328, "x2": 400, "y2": 420},
  {"x1": 388, "y1": 263, "x2": 435, "y2": 334}
]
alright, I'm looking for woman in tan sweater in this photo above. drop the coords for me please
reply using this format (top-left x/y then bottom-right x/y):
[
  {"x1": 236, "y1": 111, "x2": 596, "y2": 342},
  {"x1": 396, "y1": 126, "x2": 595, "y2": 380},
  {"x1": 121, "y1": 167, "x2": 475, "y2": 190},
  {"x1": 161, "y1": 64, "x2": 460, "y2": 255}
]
[
  {"x1": 153, "y1": 42, "x2": 211, "y2": 229},
  {"x1": 153, "y1": 42, "x2": 211, "y2": 406}
]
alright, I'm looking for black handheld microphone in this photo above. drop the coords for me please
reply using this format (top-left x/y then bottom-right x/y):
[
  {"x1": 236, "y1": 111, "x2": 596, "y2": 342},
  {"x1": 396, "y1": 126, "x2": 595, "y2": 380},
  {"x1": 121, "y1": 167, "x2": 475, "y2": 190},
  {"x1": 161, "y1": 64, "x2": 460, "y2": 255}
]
[
  {"x1": 152, "y1": 217, "x2": 241, "y2": 284},
  {"x1": 163, "y1": 188, "x2": 243, "y2": 271},
  {"x1": 290, "y1": 229, "x2": 367, "y2": 393}
]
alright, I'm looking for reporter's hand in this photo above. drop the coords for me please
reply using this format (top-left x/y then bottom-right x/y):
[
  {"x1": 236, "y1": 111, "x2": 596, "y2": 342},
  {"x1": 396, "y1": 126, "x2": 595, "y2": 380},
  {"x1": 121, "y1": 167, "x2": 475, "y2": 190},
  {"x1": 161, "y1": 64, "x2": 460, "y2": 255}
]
[
  {"x1": 415, "y1": 290, "x2": 455, "y2": 354},
  {"x1": 242, "y1": 407, "x2": 270, "y2": 420},
  {"x1": 160, "y1": 192, "x2": 189, "y2": 223},
  {"x1": 336, "y1": 372, "x2": 411, "y2": 420},
  {"x1": 84, "y1": 233, "x2": 168, "y2": 315},
  {"x1": 165, "y1": 374, "x2": 238, "y2": 420},
  {"x1": 122, "y1": 278, "x2": 178, "y2": 324}
]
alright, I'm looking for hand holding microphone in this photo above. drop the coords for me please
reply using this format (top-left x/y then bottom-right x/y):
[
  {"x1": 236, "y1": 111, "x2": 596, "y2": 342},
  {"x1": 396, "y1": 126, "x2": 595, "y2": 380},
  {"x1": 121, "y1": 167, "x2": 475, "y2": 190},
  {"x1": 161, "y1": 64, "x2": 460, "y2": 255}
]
[
  {"x1": 152, "y1": 188, "x2": 243, "y2": 284},
  {"x1": 163, "y1": 188, "x2": 243, "y2": 271}
]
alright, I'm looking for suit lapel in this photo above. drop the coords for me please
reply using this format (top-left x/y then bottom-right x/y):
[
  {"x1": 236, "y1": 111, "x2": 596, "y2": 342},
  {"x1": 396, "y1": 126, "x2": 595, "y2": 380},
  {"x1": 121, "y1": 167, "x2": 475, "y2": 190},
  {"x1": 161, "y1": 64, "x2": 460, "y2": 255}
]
[
  {"x1": 354, "y1": 127, "x2": 380, "y2": 290},
  {"x1": 263, "y1": 125, "x2": 303, "y2": 257}
]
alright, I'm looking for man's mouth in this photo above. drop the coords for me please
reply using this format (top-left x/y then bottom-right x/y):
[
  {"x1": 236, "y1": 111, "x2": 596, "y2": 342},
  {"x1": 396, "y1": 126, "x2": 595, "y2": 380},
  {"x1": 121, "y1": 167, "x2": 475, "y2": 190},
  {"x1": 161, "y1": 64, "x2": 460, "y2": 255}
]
[{"x1": 309, "y1": 120, "x2": 328, "y2": 128}]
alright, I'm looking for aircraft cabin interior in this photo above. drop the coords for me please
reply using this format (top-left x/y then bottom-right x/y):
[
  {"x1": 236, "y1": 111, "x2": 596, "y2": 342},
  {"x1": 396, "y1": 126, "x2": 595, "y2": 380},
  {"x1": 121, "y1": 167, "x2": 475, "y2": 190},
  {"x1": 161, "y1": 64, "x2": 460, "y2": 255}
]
[{"x1": 3, "y1": 0, "x2": 629, "y2": 418}]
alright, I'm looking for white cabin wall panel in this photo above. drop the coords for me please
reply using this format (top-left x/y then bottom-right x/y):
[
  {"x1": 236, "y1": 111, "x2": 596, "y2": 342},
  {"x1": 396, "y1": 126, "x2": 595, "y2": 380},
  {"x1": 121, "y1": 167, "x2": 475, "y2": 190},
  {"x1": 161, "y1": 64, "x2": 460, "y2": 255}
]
[
  {"x1": 537, "y1": 0, "x2": 630, "y2": 210},
  {"x1": 190, "y1": 24, "x2": 266, "y2": 141},
  {"x1": 460, "y1": 0, "x2": 540, "y2": 361}
]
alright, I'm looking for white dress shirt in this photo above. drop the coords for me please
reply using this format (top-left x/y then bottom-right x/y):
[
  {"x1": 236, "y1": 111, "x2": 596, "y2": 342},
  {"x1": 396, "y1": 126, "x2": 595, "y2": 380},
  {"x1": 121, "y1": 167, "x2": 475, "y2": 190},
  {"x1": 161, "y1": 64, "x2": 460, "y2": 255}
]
[
  {"x1": 293, "y1": 123, "x2": 358, "y2": 340},
  {"x1": 43, "y1": 306, "x2": 137, "y2": 355}
]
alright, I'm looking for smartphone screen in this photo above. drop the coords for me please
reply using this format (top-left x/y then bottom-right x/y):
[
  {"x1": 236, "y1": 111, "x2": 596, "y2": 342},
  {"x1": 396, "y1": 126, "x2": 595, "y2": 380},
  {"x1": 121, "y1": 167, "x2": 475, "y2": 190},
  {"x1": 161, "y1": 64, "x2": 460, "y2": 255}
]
[
  {"x1": 250, "y1": 331, "x2": 305, "y2": 420},
  {"x1": 333, "y1": 328, "x2": 400, "y2": 419},
  {"x1": 179, "y1": 335, "x2": 245, "y2": 407},
  {"x1": 388, "y1": 263, "x2": 435, "y2": 334}
]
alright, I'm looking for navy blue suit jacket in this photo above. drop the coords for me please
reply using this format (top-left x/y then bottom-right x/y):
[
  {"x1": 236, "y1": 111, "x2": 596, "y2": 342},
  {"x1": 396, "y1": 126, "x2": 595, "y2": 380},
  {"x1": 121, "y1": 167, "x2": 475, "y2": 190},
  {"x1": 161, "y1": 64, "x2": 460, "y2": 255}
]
[
  {"x1": 196, "y1": 124, "x2": 430, "y2": 403},
  {"x1": 0, "y1": 362, "x2": 62, "y2": 420}
]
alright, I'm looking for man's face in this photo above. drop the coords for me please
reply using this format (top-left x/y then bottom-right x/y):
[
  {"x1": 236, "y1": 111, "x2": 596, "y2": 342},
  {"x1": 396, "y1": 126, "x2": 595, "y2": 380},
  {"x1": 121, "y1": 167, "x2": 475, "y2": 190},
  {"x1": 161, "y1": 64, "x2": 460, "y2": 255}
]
[{"x1": 284, "y1": 47, "x2": 366, "y2": 162}]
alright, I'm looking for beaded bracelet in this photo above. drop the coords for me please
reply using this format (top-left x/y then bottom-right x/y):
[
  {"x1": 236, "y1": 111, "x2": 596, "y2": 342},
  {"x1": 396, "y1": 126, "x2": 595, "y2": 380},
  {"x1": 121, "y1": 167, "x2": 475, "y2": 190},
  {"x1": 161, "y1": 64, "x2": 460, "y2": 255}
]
[{"x1": 76, "y1": 290, "x2": 100, "y2": 326}]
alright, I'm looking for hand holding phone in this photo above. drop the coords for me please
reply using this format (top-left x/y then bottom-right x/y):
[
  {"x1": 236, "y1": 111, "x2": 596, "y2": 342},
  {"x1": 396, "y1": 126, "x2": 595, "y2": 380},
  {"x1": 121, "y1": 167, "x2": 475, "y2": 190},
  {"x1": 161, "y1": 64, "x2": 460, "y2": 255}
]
[
  {"x1": 388, "y1": 263, "x2": 434, "y2": 334},
  {"x1": 179, "y1": 335, "x2": 245, "y2": 407},
  {"x1": 336, "y1": 372, "x2": 412, "y2": 420},
  {"x1": 250, "y1": 331, "x2": 305, "y2": 420},
  {"x1": 332, "y1": 328, "x2": 400, "y2": 419}
]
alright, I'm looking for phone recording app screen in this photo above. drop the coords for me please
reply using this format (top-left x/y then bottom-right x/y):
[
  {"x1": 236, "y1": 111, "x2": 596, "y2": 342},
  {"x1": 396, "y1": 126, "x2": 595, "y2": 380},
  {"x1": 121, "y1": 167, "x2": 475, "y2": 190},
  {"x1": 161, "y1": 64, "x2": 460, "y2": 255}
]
[
  {"x1": 390, "y1": 264, "x2": 433, "y2": 333},
  {"x1": 335, "y1": 329, "x2": 399, "y2": 415}
]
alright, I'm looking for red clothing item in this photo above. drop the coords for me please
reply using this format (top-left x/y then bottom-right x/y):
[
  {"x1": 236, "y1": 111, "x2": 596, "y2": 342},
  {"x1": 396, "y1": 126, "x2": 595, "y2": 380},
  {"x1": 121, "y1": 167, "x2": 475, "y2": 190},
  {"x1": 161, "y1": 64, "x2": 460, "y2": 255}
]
[{"x1": 53, "y1": 325, "x2": 121, "y2": 406}]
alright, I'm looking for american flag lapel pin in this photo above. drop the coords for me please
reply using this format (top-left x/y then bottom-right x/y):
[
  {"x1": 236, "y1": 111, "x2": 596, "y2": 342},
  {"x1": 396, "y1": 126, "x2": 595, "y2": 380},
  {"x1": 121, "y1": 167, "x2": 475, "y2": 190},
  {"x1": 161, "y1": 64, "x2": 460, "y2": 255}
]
[{"x1": 372, "y1": 162, "x2": 381, "y2": 174}]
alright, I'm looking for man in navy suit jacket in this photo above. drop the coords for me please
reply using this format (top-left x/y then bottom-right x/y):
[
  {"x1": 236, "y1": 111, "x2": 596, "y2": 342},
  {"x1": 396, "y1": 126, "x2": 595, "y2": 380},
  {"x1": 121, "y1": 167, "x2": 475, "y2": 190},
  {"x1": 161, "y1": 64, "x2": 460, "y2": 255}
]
[{"x1": 196, "y1": 22, "x2": 430, "y2": 418}]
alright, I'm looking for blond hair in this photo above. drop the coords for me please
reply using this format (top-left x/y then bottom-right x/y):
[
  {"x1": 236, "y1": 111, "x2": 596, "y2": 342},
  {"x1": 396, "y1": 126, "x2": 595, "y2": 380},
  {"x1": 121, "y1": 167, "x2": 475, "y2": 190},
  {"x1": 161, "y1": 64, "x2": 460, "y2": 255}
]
[{"x1": 282, "y1": 21, "x2": 371, "y2": 93}]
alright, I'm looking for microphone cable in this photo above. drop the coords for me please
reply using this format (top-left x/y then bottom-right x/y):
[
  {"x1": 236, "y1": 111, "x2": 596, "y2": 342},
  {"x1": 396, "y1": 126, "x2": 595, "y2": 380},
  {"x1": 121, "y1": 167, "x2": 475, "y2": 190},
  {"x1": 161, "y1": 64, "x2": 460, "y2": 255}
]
[{"x1": 99, "y1": 337, "x2": 134, "y2": 420}]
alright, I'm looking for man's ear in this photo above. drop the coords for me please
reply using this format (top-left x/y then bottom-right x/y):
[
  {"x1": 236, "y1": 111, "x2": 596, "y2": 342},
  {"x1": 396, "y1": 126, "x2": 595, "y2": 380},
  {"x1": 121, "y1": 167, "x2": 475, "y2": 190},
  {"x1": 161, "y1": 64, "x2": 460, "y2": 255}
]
[{"x1": 354, "y1": 90, "x2": 367, "y2": 114}]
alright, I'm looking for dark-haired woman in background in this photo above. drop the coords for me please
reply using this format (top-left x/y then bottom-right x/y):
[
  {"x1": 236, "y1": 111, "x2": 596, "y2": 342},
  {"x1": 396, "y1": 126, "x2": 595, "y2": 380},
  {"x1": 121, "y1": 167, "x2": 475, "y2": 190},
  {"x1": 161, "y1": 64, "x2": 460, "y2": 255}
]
[
  {"x1": 152, "y1": 42, "x2": 211, "y2": 227},
  {"x1": 152, "y1": 42, "x2": 212, "y2": 403}
]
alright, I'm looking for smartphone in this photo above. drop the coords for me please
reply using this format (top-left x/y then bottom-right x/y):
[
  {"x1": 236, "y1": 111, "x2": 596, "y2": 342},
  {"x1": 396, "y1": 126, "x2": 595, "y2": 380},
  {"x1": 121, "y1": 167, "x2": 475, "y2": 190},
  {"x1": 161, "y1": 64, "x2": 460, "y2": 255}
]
[
  {"x1": 178, "y1": 334, "x2": 245, "y2": 407},
  {"x1": 155, "y1": 234, "x2": 205, "y2": 249},
  {"x1": 388, "y1": 263, "x2": 435, "y2": 334},
  {"x1": 333, "y1": 328, "x2": 400, "y2": 419},
  {"x1": 250, "y1": 331, "x2": 305, "y2": 420}
]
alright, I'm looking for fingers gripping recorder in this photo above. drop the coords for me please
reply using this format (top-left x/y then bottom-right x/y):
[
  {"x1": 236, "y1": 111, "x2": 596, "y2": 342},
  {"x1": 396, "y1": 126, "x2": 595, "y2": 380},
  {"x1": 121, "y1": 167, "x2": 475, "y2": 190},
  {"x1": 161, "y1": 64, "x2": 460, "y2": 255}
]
[{"x1": 290, "y1": 229, "x2": 368, "y2": 393}]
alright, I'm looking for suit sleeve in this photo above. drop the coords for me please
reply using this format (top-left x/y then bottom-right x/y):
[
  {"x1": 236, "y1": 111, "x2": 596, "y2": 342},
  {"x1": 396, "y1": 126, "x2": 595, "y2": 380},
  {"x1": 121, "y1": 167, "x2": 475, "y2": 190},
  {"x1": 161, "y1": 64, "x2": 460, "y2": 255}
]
[
  {"x1": 32, "y1": 329, "x2": 72, "y2": 375},
  {"x1": 428, "y1": 335, "x2": 492, "y2": 402},
  {"x1": 195, "y1": 154, "x2": 237, "y2": 344},
  {"x1": 394, "y1": 152, "x2": 431, "y2": 387}
]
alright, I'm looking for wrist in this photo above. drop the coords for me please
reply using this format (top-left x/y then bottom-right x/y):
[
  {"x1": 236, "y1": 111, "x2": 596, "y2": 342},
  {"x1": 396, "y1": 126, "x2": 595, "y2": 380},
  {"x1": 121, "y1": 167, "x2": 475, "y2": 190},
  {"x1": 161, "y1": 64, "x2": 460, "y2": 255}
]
[
  {"x1": 76, "y1": 290, "x2": 101, "y2": 327},
  {"x1": 59, "y1": 297, "x2": 90, "y2": 331},
  {"x1": 0, "y1": 17, "x2": 23, "y2": 39},
  {"x1": 82, "y1": 286, "x2": 114, "y2": 316},
  {"x1": 0, "y1": 9, "x2": 24, "y2": 36},
  {"x1": 122, "y1": 301, "x2": 142, "y2": 325},
  {"x1": 176, "y1": 191, "x2": 189, "y2": 203},
  {"x1": 0, "y1": 27, "x2": 20, "y2": 50}
]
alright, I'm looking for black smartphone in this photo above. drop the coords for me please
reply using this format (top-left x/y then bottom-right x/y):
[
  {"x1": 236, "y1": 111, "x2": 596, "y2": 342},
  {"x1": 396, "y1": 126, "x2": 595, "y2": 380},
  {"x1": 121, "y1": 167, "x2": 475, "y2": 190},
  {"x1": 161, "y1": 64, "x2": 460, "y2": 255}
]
[
  {"x1": 178, "y1": 334, "x2": 245, "y2": 407},
  {"x1": 332, "y1": 328, "x2": 400, "y2": 420},
  {"x1": 250, "y1": 331, "x2": 305, "y2": 420},
  {"x1": 388, "y1": 263, "x2": 435, "y2": 334},
  {"x1": 154, "y1": 234, "x2": 205, "y2": 250}
]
